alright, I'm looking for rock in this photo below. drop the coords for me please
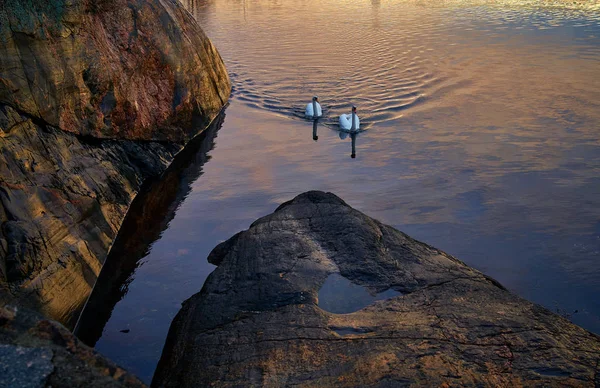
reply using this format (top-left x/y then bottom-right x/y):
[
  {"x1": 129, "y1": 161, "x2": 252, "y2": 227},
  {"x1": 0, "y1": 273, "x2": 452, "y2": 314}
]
[
  {"x1": 0, "y1": 106, "x2": 225, "y2": 328},
  {"x1": 0, "y1": 0, "x2": 230, "y2": 141},
  {"x1": 0, "y1": 0, "x2": 230, "y2": 328},
  {"x1": 0, "y1": 305, "x2": 145, "y2": 387},
  {"x1": 0, "y1": 345, "x2": 54, "y2": 388},
  {"x1": 0, "y1": 104, "x2": 180, "y2": 328},
  {"x1": 153, "y1": 191, "x2": 600, "y2": 387}
]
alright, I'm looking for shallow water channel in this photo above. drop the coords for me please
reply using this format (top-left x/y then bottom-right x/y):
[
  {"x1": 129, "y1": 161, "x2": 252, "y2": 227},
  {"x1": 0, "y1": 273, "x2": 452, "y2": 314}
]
[{"x1": 77, "y1": 0, "x2": 600, "y2": 383}]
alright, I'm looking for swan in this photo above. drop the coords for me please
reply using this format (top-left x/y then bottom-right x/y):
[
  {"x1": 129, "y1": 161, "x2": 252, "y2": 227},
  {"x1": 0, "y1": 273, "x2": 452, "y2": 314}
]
[
  {"x1": 305, "y1": 96, "x2": 322, "y2": 118},
  {"x1": 339, "y1": 105, "x2": 360, "y2": 131}
]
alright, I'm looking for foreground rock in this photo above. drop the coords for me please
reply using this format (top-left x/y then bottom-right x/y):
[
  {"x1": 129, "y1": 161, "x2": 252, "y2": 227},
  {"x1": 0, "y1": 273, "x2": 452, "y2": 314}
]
[
  {"x1": 0, "y1": 0, "x2": 230, "y2": 326},
  {"x1": 0, "y1": 305, "x2": 145, "y2": 387},
  {"x1": 154, "y1": 191, "x2": 600, "y2": 387}
]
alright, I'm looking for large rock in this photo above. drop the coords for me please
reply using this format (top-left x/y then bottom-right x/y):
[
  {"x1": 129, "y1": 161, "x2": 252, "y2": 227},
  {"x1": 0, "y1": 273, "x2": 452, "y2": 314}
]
[
  {"x1": 0, "y1": 104, "x2": 181, "y2": 327},
  {"x1": 0, "y1": 0, "x2": 230, "y2": 140},
  {"x1": 154, "y1": 191, "x2": 600, "y2": 387},
  {"x1": 0, "y1": 304, "x2": 145, "y2": 387},
  {"x1": 0, "y1": 0, "x2": 230, "y2": 327}
]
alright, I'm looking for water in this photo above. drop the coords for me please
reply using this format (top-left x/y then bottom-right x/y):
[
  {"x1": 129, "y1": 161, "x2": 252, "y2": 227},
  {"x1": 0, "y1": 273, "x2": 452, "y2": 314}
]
[
  {"x1": 77, "y1": 0, "x2": 600, "y2": 384},
  {"x1": 318, "y1": 273, "x2": 402, "y2": 314}
]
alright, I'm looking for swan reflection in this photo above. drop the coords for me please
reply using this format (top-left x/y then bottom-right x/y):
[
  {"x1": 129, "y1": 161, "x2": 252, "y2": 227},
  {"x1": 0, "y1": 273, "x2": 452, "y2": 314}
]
[
  {"x1": 310, "y1": 118, "x2": 359, "y2": 158},
  {"x1": 339, "y1": 130, "x2": 358, "y2": 159}
]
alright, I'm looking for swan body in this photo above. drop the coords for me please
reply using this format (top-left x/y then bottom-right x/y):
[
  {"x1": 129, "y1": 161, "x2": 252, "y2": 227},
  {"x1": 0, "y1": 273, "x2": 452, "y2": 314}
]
[
  {"x1": 305, "y1": 99, "x2": 322, "y2": 118},
  {"x1": 339, "y1": 111, "x2": 360, "y2": 131}
]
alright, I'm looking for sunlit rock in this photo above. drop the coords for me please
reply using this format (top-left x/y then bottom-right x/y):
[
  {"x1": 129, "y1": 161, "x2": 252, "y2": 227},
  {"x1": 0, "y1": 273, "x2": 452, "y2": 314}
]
[
  {"x1": 0, "y1": 0, "x2": 230, "y2": 140},
  {"x1": 0, "y1": 0, "x2": 230, "y2": 327}
]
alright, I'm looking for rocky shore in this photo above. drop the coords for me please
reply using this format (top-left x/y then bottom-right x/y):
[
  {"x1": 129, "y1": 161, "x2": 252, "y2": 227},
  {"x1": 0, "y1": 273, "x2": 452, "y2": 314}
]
[
  {"x1": 154, "y1": 191, "x2": 600, "y2": 387},
  {"x1": 0, "y1": 304, "x2": 145, "y2": 387},
  {"x1": 2, "y1": 0, "x2": 600, "y2": 386},
  {"x1": 0, "y1": 0, "x2": 230, "y2": 327}
]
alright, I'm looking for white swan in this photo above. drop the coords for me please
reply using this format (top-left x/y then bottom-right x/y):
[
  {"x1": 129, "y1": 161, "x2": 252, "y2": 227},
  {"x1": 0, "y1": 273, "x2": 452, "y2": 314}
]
[
  {"x1": 339, "y1": 106, "x2": 360, "y2": 131},
  {"x1": 305, "y1": 96, "x2": 322, "y2": 118}
]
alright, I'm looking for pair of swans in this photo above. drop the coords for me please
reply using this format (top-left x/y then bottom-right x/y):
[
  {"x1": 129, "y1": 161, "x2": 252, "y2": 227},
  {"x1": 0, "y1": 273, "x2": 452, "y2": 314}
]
[{"x1": 305, "y1": 96, "x2": 361, "y2": 131}]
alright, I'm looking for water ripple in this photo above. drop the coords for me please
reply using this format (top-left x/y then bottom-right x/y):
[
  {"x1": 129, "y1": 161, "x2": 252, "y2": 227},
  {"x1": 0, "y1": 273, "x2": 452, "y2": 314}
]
[{"x1": 187, "y1": 0, "x2": 599, "y2": 130}]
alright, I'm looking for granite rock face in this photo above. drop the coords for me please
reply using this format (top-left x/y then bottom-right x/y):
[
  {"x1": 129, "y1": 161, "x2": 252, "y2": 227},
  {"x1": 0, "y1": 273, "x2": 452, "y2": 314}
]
[
  {"x1": 154, "y1": 191, "x2": 600, "y2": 387},
  {"x1": 0, "y1": 304, "x2": 145, "y2": 387},
  {"x1": 0, "y1": 104, "x2": 182, "y2": 327},
  {"x1": 0, "y1": 0, "x2": 230, "y2": 141},
  {"x1": 0, "y1": 0, "x2": 230, "y2": 326}
]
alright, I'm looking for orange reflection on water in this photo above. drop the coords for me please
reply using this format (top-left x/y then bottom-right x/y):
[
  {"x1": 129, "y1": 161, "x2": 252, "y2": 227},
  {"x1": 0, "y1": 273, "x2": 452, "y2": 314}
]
[{"x1": 88, "y1": 0, "x2": 600, "y2": 383}]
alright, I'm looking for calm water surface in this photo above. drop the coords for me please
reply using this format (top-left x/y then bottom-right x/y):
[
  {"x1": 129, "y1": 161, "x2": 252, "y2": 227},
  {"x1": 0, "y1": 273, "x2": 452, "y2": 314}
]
[
  {"x1": 79, "y1": 0, "x2": 600, "y2": 383},
  {"x1": 318, "y1": 273, "x2": 402, "y2": 314}
]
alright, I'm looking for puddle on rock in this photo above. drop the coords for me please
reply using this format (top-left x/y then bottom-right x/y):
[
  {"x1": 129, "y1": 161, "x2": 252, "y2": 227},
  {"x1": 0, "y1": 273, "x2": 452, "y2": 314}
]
[
  {"x1": 317, "y1": 273, "x2": 401, "y2": 314},
  {"x1": 329, "y1": 327, "x2": 374, "y2": 336}
]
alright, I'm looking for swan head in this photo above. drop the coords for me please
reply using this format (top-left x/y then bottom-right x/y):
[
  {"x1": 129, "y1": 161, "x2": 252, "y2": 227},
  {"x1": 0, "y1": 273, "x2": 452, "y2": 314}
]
[
  {"x1": 313, "y1": 96, "x2": 319, "y2": 102},
  {"x1": 352, "y1": 105, "x2": 357, "y2": 113}
]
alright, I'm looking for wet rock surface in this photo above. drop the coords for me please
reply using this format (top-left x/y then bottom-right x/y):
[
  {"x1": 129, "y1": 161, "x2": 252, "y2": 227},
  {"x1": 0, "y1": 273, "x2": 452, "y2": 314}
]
[
  {"x1": 0, "y1": 0, "x2": 230, "y2": 327},
  {"x1": 0, "y1": 305, "x2": 145, "y2": 387},
  {"x1": 154, "y1": 191, "x2": 600, "y2": 387}
]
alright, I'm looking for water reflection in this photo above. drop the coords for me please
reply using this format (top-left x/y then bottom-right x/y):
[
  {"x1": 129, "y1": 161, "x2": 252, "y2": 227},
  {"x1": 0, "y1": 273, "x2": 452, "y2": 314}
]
[
  {"x1": 318, "y1": 273, "x2": 401, "y2": 314},
  {"x1": 74, "y1": 111, "x2": 226, "y2": 346},
  {"x1": 183, "y1": 0, "x2": 600, "y2": 129},
  {"x1": 90, "y1": 0, "x2": 600, "y2": 382},
  {"x1": 339, "y1": 130, "x2": 359, "y2": 159},
  {"x1": 371, "y1": 0, "x2": 381, "y2": 29},
  {"x1": 311, "y1": 118, "x2": 358, "y2": 158},
  {"x1": 182, "y1": 0, "x2": 215, "y2": 26}
]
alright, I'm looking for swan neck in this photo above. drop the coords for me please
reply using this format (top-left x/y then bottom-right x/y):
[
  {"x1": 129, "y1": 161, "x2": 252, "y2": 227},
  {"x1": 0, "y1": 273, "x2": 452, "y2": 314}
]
[
  {"x1": 312, "y1": 101, "x2": 317, "y2": 117},
  {"x1": 351, "y1": 112, "x2": 356, "y2": 131}
]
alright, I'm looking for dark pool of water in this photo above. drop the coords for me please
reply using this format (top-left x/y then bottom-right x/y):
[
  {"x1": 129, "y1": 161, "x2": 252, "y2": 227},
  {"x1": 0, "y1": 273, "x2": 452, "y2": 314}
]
[
  {"x1": 76, "y1": 0, "x2": 600, "y2": 383},
  {"x1": 318, "y1": 273, "x2": 401, "y2": 314}
]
